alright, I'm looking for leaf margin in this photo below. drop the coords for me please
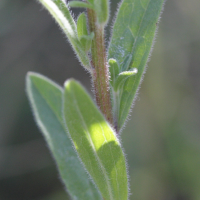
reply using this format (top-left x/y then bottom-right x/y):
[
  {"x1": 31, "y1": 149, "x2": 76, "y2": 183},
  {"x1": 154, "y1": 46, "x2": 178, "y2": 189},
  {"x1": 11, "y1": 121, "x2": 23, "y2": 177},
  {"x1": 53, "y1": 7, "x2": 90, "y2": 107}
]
[{"x1": 26, "y1": 72, "x2": 103, "y2": 200}]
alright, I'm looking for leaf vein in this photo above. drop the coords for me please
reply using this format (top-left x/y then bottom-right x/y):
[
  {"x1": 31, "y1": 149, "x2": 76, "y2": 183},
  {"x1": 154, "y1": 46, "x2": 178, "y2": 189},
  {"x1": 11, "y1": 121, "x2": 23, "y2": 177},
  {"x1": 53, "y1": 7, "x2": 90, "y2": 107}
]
[{"x1": 120, "y1": 0, "x2": 151, "y2": 122}]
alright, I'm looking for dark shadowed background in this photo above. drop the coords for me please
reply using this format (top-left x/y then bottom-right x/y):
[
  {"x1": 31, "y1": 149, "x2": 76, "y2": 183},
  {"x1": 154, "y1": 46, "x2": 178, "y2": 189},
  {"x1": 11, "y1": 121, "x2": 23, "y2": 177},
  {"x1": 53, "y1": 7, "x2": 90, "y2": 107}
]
[{"x1": 0, "y1": 0, "x2": 200, "y2": 199}]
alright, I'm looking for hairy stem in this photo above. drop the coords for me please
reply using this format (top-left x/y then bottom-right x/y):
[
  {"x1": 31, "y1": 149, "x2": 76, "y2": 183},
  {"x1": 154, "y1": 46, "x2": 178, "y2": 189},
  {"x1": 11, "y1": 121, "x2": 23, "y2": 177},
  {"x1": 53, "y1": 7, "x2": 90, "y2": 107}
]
[{"x1": 87, "y1": 9, "x2": 113, "y2": 125}]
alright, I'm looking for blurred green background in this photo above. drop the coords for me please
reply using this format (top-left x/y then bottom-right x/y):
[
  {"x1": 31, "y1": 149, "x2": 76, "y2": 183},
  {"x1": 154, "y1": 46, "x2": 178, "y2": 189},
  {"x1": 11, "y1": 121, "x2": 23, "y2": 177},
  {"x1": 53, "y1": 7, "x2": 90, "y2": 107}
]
[{"x1": 0, "y1": 0, "x2": 200, "y2": 199}]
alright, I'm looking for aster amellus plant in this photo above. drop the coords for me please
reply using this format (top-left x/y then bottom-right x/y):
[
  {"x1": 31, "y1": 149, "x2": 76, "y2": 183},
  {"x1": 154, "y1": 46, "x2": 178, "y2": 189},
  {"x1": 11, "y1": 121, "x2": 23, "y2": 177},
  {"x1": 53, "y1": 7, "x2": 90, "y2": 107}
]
[{"x1": 26, "y1": 0, "x2": 164, "y2": 199}]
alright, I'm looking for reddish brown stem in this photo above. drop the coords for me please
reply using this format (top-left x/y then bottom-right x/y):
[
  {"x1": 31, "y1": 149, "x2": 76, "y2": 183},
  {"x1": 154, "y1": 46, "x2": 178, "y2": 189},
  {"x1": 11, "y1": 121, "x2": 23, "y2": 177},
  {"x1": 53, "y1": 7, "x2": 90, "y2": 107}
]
[{"x1": 87, "y1": 9, "x2": 113, "y2": 125}]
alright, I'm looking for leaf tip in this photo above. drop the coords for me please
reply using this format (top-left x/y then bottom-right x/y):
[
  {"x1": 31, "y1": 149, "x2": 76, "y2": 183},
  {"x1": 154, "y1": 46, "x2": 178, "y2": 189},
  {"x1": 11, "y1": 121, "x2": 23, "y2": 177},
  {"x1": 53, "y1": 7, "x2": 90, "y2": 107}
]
[
  {"x1": 108, "y1": 58, "x2": 117, "y2": 65},
  {"x1": 64, "y1": 78, "x2": 76, "y2": 90},
  {"x1": 133, "y1": 68, "x2": 138, "y2": 74},
  {"x1": 26, "y1": 71, "x2": 36, "y2": 89},
  {"x1": 26, "y1": 71, "x2": 38, "y2": 80}
]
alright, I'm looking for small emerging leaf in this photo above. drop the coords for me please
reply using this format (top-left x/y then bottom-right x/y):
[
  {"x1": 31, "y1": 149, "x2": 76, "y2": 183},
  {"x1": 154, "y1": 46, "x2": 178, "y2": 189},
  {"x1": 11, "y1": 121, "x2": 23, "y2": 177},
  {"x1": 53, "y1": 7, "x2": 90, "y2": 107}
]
[
  {"x1": 95, "y1": 0, "x2": 109, "y2": 24},
  {"x1": 77, "y1": 13, "x2": 88, "y2": 39},
  {"x1": 63, "y1": 79, "x2": 128, "y2": 200},
  {"x1": 109, "y1": 0, "x2": 164, "y2": 131},
  {"x1": 80, "y1": 32, "x2": 94, "y2": 52},
  {"x1": 77, "y1": 13, "x2": 94, "y2": 52},
  {"x1": 69, "y1": 1, "x2": 94, "y2": 10},
  {"x1": 114, "y1": 68, "x2": 138, "y2": 91},
  {"x1": 108, "y1": 58, "x2": 119, "y2": 86},
  {"x1": 26, "y1": 72, "x2": 102, "y2": 200}
]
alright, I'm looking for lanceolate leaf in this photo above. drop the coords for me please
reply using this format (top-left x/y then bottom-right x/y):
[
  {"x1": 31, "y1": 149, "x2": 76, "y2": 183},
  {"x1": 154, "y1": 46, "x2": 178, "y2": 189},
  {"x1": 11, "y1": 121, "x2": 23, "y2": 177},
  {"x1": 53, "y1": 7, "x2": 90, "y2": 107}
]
[
  {"x1": 108, "y1": 58, "x2": 119, "y2": 86},
  {"x1": 63, "y1": 80, "x2": 128, "y2": 200},
  {"x1": 109, "y1": 0, "x2": 164, "y2": 131},
  {"x1": 26, "y1": 72, "x2": 102, "y2": 200},
  {"x1": 77, "y1": 13, "x2": 94, "y2": 52},
  {"x1": 77, "y1": 13, "x2": 88, "y2": 39},
  {"x1": 38, "y1": 0, "x2": 91, "y2": 70},
  {"x1": 80, "y1": 33, "x2": 94, "y2": 52}
]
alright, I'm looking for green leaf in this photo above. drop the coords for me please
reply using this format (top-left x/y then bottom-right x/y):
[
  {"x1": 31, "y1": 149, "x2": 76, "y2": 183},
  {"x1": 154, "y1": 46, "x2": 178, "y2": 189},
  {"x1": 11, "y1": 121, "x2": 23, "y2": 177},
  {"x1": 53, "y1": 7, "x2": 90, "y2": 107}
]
[
  {"x1": 87, "y1": 0, "x2": 94, "y2": 4},
  {"x1": 63, "y1": 79, "x2": 128, "y2": 200},
  {"x1": 121, "y1": 54, "x2": 132, "y2": 72},
  {"x1": 77, "y1": 13, "x2": 94, "y2": 52},
  {"x1": 68, "y1": 1, "x2": 94, "y2": 10},
  {"x1": 109, "y1": 0, "x2": 164, "y2": 131},
  {"x1": 95, "y1": 0, "x2": 109, "y2": 24},
  {"x1": 26, "y1": 72, "x2": 102, "y2": 200},
  {"x1": 114, "y1": 68, "x2": 138, "y2": 91},
  {"x1": 80, "y1": 32, "x2": 94, "y2": 52},
  {"x1": 77, "y1": 13, "x2": 88, "y2": 39},
  {"x1": 38, "y1": 0, "x2": 91, "y2": 70},
  {"x1": 108, "y1": 58, "x2": 119, "y2": 86}
]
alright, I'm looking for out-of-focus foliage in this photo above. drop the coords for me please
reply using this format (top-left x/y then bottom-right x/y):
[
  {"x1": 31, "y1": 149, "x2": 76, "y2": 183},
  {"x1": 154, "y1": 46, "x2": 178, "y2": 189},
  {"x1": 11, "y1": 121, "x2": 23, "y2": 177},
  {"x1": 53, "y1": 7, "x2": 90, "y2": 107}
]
[{"x1": 0, "y1": 0, "x2": 200, "y2": 199}]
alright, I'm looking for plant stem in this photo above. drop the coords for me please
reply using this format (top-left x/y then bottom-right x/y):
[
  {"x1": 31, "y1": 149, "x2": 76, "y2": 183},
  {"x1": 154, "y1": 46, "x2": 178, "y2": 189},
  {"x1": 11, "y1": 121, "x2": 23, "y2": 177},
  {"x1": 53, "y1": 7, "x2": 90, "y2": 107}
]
[{"x1": 87, "y1": 9, "x2": 113, "y2": 125}]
